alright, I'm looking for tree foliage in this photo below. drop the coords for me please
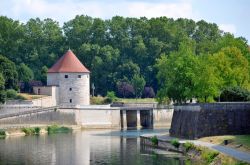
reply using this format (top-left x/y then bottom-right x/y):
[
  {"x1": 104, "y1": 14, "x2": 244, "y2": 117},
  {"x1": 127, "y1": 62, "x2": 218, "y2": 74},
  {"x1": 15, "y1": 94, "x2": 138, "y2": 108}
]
[{"x1": 0, "y1": 15, "x2": 249, "y2": 100}]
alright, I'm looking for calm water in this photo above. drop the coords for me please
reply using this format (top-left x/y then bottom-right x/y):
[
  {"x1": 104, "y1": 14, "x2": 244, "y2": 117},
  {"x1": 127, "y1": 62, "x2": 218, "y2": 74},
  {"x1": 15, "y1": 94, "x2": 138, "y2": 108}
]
[{"x1": 0, "y1": 129, "x2": 186, "y2": 165}]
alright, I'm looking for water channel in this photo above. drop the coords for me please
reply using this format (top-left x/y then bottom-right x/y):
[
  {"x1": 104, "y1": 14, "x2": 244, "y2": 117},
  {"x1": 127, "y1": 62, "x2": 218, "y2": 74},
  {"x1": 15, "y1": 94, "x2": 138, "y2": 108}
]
[{"x1": 0, "y1": 128, "x2": 187, "y2": 165}]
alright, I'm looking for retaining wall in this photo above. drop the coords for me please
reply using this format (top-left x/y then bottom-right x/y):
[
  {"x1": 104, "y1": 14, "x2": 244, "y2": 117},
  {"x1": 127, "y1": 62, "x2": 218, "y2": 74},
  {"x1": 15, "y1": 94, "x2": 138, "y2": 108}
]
[{"x1": 170, "y1": 103, "x2": 250, "y2": 139}]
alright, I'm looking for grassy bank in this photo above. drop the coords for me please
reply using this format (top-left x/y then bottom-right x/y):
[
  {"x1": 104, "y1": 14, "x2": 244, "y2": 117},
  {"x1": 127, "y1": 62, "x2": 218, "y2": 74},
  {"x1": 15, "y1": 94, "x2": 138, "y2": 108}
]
[
  {"x1": 184, "y1": 142, "x2": 249, "y2": 165},
  {"x1": 199, "y1": 135, "x2": 250, "y2": 153},
  {"x1": 18, "y1": 93, "x2": 46, "y2": 100},
  {"x1": 90, "y1": 96, "x2": 156, "y2": 104}
]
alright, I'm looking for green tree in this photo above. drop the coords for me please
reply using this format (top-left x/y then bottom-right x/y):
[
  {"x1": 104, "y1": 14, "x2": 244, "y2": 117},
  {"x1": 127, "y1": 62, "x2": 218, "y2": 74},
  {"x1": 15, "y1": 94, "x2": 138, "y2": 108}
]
[
  {"x1": 40, "y1": 66, "x2": 48, "y2": 85},
  {"x1": 156, "y1": 42, "x2": 198, "y2": 103},
  {"x1": 0, "y1": 73, "x2": 5, "y2": 103},
  {"x1": 131, "y1": 74, "x2": 146, "y2": 98},
  {"x1": 212, "y1": 47, "x2": 250, "y2": 89},
  {"x1": 0, "y1": 55, "x2": 18, "y2": 89},
  {"x1": 18, "y1": 63, "x2": 34, "y2": 82},
  {"x1": 194, "y1": 55, "x2": 222, "y2": 102}
]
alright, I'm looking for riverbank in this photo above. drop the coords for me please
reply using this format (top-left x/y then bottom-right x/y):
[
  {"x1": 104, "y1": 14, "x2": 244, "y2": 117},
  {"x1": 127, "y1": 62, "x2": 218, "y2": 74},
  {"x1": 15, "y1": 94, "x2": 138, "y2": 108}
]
[
  {"x1": 140, "y1": 134, "x2": 250, "y2": 164},
  {"x1": 0, "y1": 125, "x2": 80, "y2": 138}
]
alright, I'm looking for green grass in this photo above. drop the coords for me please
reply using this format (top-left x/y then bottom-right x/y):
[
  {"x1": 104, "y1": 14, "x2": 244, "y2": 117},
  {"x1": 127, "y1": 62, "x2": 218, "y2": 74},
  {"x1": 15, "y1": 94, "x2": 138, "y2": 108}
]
[
  {"x1": 201, "y1": 148, "x2": 219, "y2": 164},
  {"x1": 47, "y1": 125, "x2": 72, "y2": 134},
  {"x1": 90, "y1": 96, "x2": 156, "y2": 104},
  {"x1": 117, "y1": 98, "x2": 156, "y2": 103}
]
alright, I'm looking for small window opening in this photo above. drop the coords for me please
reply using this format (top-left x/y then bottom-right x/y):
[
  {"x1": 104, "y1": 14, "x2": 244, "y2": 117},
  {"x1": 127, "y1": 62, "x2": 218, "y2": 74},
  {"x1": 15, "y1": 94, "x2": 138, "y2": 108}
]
[
  {"x1": 70, "y1": 99, "x2": 72, "y2": 103},
  {"x1": 78, "y1": 75, "x2": 81, "y2": 78},
  {"x1": 65, "y1": 75, "x2": 68, "y2": 78},
  {"x1": 69, "y1": 88, "x2": 72, "y2": 91}
]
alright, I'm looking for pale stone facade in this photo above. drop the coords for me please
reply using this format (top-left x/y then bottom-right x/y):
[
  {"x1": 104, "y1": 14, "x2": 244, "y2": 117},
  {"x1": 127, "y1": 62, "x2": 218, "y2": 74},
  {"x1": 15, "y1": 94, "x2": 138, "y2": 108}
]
[{"x1": 47, "y1": 72, "x2": 90, "y2": 107}]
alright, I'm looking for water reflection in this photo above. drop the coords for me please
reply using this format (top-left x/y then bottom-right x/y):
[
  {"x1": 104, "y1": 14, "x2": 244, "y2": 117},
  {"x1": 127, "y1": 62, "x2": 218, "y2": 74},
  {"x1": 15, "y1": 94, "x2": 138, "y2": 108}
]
[{"x1": 0, "y1": 129, "x2": 185, "y2": 165}]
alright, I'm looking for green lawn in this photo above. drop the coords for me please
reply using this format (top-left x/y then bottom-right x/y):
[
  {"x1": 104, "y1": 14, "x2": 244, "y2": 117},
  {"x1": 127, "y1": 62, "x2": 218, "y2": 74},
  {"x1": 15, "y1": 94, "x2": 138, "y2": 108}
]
[{"x1": 117, "y1": 98, "x2": 156, "y2": 103}]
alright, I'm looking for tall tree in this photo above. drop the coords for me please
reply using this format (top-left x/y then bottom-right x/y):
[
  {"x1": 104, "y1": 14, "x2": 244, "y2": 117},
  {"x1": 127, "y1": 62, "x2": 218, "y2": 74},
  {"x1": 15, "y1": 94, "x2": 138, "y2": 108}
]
[{"x1": 131, "y1": 74, "x2": 146, "y2": 98}]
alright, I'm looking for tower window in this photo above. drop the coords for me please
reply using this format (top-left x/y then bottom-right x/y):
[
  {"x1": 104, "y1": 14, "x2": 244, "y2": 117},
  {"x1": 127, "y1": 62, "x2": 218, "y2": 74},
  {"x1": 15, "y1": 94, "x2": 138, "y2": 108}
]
[
  {"x1": 70, "y1": 99, "x2": 72, "y2": 103},
  {"x1": 78, "y1": 75, "x2": 81, "y2": 78},
  {"x1": 65, "y1": 75, "x2": 68, "y2": 78},
  {"x1": 69, "y1": 88, "x2": 72, "y2": 91}
]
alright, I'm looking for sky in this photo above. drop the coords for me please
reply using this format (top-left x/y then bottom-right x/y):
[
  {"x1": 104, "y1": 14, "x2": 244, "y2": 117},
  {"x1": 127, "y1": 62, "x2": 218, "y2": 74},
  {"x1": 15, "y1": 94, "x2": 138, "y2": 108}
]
[{"x1": 0, "y1": 0, "x2": 249, "y2": 43}]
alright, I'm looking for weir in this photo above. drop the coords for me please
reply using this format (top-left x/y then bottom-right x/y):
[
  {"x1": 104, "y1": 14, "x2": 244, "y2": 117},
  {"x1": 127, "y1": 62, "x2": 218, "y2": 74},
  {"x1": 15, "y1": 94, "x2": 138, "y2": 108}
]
[{"x1": 0, "y1": 103, "x2": 173, "y2": 129}]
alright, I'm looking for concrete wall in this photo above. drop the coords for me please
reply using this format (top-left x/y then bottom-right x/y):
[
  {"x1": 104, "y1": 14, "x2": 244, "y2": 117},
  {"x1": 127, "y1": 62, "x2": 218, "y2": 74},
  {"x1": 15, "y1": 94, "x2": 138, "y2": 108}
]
[
  {"x1": 74, "y1": 108, "x2": 121, "y2": 128},
  {"x1": 170, "y1": 103, "x2": 250, "y2": 139},
  {"x1": 153, "y1": 109, "x2": 173, "y2": 127},
  {"x1": 31, "y1": 96, "x2": 57, "y2": 107},
  {"x1": 0, "y1": 109, "x2": 76, "y2": 126},
  {"x1": 47, "y1": 72, "x2": 90, "y2": 106}
]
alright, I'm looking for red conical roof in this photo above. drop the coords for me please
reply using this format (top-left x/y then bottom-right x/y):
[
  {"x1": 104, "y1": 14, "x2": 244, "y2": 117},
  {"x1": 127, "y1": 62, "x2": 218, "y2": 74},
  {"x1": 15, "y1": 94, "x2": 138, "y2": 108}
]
[{"x1": 48, "y1": 50, "x2": 90, "y2": 73}]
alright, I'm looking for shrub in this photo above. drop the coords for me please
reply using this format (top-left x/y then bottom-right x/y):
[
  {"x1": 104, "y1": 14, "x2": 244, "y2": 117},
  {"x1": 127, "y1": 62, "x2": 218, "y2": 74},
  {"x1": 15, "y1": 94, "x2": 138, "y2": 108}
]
[
  {"x1": 47, "y1": 125, "x2": 71, "y2": 134},
  {"x1": 34, "y1": 127, "x2": 41, "y2": 134},
  {"x1": 90, "y1": 96, "x2": 105, "y2": 105},
  {"x1": 142, "y1": 87, "x2": 155, "y2": 98},
  {"x1": 220, "y1": 86, "x2": 250, "y2": 102},
  {"x1": 201, "y1": 149, "x2": 219, "y2": 163},
  {"x1": 22, "y1": 127, "x2": 36, "y2": 135},
  {"x1": 117, "y1": 82, "x2": 135, "y2": 98},
  {"x1": 6, "y1": 89, "x2": 17, "y2": 99},
  {"x1": 104, "y1": 91, "x2": 117, "y2": 103},
  {"x1": 151, "y1": 136, "x2": 158, "y2": 146},
  {"x1": 0, "y1": 129, "x2": 6, "y2": 137},
  {"x1": 183, "y1": 142, "x2": 195, "y2": 151},
  {"x1": 170, "y1": 138, "x2": 180, "y2": 148}
]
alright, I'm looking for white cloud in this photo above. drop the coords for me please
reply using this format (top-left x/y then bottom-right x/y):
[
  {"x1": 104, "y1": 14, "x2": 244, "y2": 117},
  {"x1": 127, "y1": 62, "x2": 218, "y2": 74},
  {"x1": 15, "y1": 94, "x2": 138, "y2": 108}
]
[
  {"x1": 219, "y1": 24, "x2": 237, "y2": 34},
  {"x1": 0, "y1": 0, "x2": 196, "y2": 24}
]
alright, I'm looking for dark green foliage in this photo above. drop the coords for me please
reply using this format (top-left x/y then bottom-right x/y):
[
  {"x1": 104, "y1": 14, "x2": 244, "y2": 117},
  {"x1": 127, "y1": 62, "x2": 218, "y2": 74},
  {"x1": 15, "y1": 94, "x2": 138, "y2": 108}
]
[
  {"x1": 0, "y1": 73, "x2": 5, "y2": 103},
  {"x1": 170, "y1": 138, "x2": 180, "y2": 148},
  {"x1": 0, "y1": 129, "x2": 6, "y2": 137},
  {"x1": 0, "y1": 55, "x2": 18, "y2": 90},
  {"x1": 34, "y1": 127, "x2": 41, "y2": 134},
  {"x1": 150, "y1": 136, "x2": 158, "y2": 146},
  {"x1": 47, "y1": 125, "x2": 72, "y2": 134},
  {"x1": 220, "y1": 86, "x2": 250, "y2": 102}
]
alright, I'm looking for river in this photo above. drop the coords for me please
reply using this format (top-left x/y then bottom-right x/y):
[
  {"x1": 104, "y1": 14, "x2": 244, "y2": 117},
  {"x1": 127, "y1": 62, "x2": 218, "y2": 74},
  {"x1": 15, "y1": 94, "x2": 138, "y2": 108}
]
[{"x1": 0, "y1": 128, "x2": 187, "y2": 165}]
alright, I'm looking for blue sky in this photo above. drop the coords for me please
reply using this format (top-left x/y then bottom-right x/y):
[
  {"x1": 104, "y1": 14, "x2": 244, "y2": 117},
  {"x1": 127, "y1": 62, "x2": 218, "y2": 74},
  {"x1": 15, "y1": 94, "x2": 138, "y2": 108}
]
[{"x1": 0, "y1": 0, "x2": 249, "y2": 43}]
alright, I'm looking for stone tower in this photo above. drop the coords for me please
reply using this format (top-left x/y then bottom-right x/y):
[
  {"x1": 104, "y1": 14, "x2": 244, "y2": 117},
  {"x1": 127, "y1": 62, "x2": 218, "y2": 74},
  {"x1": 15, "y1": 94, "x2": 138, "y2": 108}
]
[{"x1": 47, "y1": 50, "x2": 90, "y2": 107}]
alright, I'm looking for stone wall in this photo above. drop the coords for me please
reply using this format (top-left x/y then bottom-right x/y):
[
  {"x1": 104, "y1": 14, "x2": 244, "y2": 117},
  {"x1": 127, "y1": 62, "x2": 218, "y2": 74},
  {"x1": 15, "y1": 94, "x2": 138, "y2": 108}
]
[
  {"x1": 170, "y1": 103, "x2": 250, "y2": 139},
  {"x1": 47, "y1": 72, "x2": 90, "y2": 106}
]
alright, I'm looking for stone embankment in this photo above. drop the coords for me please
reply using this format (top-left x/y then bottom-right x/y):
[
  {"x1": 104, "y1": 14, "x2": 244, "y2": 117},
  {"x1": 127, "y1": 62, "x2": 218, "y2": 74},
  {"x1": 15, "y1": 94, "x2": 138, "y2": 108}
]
[{"x1": 170, "y1": 103, "x2": 250, "y2": 139}]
